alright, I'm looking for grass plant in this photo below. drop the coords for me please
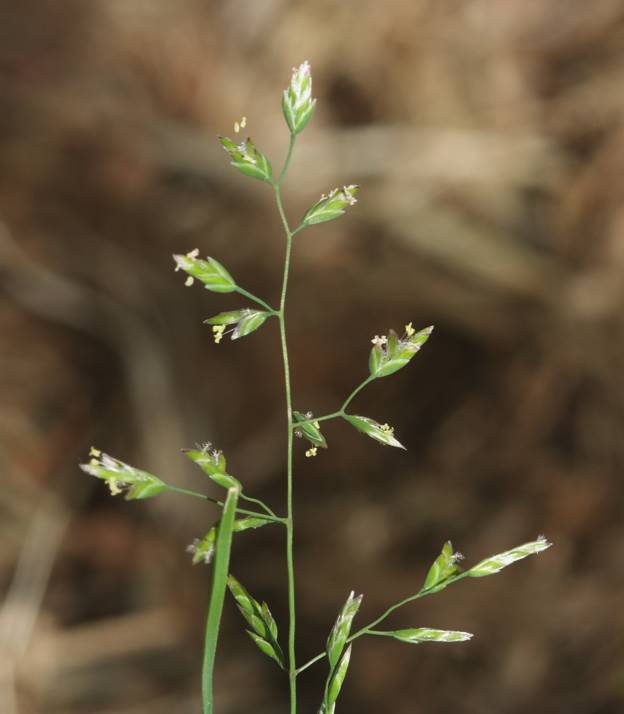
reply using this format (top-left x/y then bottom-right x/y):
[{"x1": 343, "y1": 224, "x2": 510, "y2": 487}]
[{"x1": 81, "y1": 61, "x2": 551, "y2": 714}]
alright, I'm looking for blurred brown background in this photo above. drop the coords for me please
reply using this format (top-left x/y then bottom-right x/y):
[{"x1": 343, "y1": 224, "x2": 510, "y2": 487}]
[{"x1": 2, "y1": 1, "x2": 624, "y2": 713}]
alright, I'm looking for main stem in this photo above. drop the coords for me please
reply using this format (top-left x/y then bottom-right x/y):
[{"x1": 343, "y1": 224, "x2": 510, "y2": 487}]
[{"x1": 276, "y1": 133, "x2": 297, "y2": 714}]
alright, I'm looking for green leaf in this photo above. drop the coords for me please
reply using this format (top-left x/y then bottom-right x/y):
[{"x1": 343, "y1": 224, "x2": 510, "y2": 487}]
[
  {"x1": 293, "y1": 411, "x2": 327, "y2": 449},
  {"x1": 302, "y1": 185, "x2": 358, "y2": 226},
  {"x1": 369, "y1": 325, "x2": 434, "y2": 379},
  {"x1": 326, "y1": 591, "x2": 363, "y2": 669},
  {"x1": 219, "y1": 135, "x2": 273, "y2": 183},
  {"x1": 227, "y1": 575, "x2": 286, "y2": 669},
  {"x1": 173, "y1": 251, "x2": 237, "y2": 293},
  {"x1": 343, "y1": 415, "x2": 405, "y2": 449},
  {"x1": 202, "y1": 486, "x2": 239, "y2": 713},
  {"x1": 231, "y1": 310, "x2": 270, "y2": 340},
  {"x1": 423, "y1": 541, "x2": 463, "y2": 592},
  {"x1": 80, "y1": 450, "x2": 168, "y2": 501},
  {"x1": 385, "y1": 628, "x2": 473, "y2": 644},
  {"x1": 282, "y1": 60, "x2": 316, "y2": 135},
  {"x1": 467, "y1": 536, "x2": 552, "y2": 577}
]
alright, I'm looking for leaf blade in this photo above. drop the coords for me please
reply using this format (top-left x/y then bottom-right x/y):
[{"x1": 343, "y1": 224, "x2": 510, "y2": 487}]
[{"x1": 201, "y1": 485, "x2": 240, "y2": 713}]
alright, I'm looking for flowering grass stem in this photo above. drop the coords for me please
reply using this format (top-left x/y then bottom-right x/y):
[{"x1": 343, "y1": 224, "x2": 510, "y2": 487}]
[{"x1": 275, "y1": 133, "x2": 299, "y2": 714}]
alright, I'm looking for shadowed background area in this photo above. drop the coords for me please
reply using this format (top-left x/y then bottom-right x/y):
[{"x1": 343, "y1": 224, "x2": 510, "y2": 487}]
[{"x1": 2, "y1": 1, "x2": 624, "y2": 712}]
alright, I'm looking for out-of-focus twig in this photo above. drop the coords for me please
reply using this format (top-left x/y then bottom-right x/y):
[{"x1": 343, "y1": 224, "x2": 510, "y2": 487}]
[{"x1": 0, "y1": 497, "x2": 70, "y2": 714}]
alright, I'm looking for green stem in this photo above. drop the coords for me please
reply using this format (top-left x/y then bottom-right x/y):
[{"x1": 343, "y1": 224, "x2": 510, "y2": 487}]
[
  {"x1": 167, "y1": 484, "x2": 215, "y2": 501},
  {"x1": 350, "y1": 573, "x2": 470, "y2": 639},
  {"x1": 201, "y1": 486, "x2": 239, "y2": 714},
  {"x1": 294, "y1": 411, "x2": 343, "y2": 428},
  {"x1": 275, "y1": 133, "x2": 298, "y2": 714},
  {"x1": 240, "y1": 492, "x2": 278, "y2": 518},
  {"x1": 349, "y1": 591, "x2": 434, "y2": 640},
  {"x1": 294, "y1": 651, "x2": 325, "y2": 676},
  {"x1": 341, "y1": 375, "x2": 376, "y2": 412},
  {"x1": 277, "y1": 134, "x2": 296, "y2": 187},
  {"x1": 235, "y1": 286, "x2": 276, "y2": 313},
  {"x1": 295, "y1": 574, "x2": 469, "y2": 675},
  {"x1": 232, "y1": 508, "x2": 284, "y2": 523},
  {"x1": 292, "y1": 375, "x2": 378, "y2": 429},
  {"x1": 166, "y1": 485, "x2": 283, "y2": 522}
]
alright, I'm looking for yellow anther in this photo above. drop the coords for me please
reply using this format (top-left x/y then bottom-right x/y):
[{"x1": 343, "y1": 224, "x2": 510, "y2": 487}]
[
  {"x1": 234, "y1": 116, "x2": 247, "y2": 133},
  {"x1": 89, "y1": 446, "x2": 101, "y2": 458},
  {"x1": 380, "y1": 423, "x2": 394, "y2": 434},
  {"x1": 305, "y1": 447, "x2": 318, "y2": 458},
  {"x1": 405, "y1": 322, "x2": 415, "y2": 337},
  {"x1": 185, "y1": 276, "x2": 194, "y2": 287},
  {"x1": 108, "y1": 479, "x2": 122, "y2": 496},
  {"x1": 212, "y1": 325, "x2": 226, "y2": 344}
]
